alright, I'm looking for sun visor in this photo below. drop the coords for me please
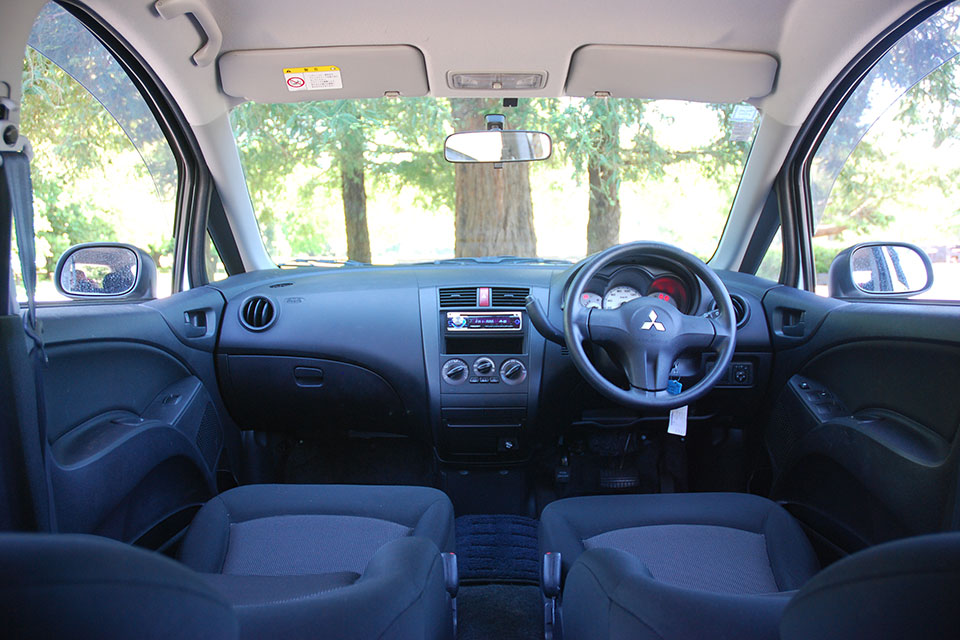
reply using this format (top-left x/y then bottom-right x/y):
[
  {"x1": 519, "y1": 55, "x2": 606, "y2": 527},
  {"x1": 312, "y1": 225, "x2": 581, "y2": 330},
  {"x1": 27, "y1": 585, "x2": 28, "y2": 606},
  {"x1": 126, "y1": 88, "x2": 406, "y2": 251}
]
[
  {"x1": 565, "y1": 45, "x2": 778, "y2": 103},
  {"x1": 219, "y1": 45, "x2": 429, "y2": 102}
]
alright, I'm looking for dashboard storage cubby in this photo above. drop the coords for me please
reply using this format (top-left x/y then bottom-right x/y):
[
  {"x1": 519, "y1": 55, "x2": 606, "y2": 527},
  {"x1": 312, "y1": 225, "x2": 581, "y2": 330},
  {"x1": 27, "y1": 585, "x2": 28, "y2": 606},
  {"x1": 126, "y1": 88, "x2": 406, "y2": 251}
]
[{"x1": 221, "y1": 355, "x2": 408, "y2": 434}]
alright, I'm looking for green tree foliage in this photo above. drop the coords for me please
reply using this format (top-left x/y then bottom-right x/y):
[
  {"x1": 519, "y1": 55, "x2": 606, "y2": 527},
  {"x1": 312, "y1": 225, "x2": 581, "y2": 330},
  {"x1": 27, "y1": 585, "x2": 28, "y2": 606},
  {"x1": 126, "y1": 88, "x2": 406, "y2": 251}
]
[
  {"x1": 232, "y1": 98, "x2": 453, "y2": 262},
  {"x1": 813, "y1": 7, "x2": 960, "y2": 245},
  {"x1": 546, "y1": 98, "x2": 753, "y2": 254},
  {"x1": 19, "y1": 48, "x2": 127, "y2": 274}
]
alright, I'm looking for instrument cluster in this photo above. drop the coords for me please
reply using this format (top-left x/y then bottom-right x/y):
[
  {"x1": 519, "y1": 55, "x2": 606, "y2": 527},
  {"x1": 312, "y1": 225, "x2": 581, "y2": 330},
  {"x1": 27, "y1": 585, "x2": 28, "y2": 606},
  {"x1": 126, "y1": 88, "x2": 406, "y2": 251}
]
[{"x1": 578, "y1": 265, "x2": 695, "y2": 313}]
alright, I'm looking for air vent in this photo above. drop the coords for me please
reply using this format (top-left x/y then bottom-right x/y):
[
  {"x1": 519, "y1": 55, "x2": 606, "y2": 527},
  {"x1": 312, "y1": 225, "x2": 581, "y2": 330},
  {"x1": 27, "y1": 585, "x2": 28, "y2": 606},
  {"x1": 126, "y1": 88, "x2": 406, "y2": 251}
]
[
  {"x1": 439, "y1": 287, "x2": 477, "y2": 308},
  {"x1": 492, "y1": 287, "x2": 530, "y2": 307},
  {"x1": 240, "y1": 296, "x2": 277, "y2": 331},
  {"x1": 712, "y1": 294, "x2": 750, "y2": 328}
]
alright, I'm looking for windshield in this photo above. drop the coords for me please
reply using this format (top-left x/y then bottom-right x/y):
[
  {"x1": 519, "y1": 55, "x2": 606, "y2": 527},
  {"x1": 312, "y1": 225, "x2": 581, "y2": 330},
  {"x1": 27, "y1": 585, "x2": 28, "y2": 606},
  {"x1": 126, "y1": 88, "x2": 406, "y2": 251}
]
[{"x1": 230, "y1": 98, "x2": 758, "y2": 265}]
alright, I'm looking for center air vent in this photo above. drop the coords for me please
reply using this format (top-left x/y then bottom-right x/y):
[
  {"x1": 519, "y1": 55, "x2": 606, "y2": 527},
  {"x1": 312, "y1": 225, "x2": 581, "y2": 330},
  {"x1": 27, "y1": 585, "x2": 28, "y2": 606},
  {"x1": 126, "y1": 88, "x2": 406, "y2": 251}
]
[
  {"x1": 439, "y1": 286, "x2": 531, "y2": 308},
  {"x1": 439, "y1": 287, "x2": 477, "y2": 308},
  {"x1": 712, "y1": 294, "x2": 750, "y2": 328},
  {"x1": 240, "y1": 296, "x2": 277, "y2": 331},
  {"x1": 492, "y1": 287, "x2": 530, "y2": 307}
]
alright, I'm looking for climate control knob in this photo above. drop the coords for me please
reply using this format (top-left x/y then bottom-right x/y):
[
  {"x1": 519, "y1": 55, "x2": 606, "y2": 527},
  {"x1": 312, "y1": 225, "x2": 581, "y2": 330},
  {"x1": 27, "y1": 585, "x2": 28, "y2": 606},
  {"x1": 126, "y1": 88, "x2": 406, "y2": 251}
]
[
  {"x1": 442, "y1": 358, "x2": 469, "y2": 385},
  {"x1": 500, "y1": 359, "x2": 527, "y2": 385},
  {"x1": 473, "y1": 357, "x2": 496, "y2": 376}
]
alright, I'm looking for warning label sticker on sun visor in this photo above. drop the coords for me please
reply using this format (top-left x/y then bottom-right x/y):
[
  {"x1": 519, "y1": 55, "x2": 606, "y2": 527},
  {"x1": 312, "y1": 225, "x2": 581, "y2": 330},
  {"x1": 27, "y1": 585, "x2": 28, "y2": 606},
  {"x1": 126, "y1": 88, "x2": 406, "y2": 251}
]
[{"x1": 284, "y1": 66, "x2": 343, "y2": 92}]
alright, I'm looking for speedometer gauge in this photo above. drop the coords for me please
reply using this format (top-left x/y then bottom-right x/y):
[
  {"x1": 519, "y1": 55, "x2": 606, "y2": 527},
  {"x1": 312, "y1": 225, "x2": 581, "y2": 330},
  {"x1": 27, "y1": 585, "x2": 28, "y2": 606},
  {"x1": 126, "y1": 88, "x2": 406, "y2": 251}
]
[
  {"x1": 579, "y1": 292, "x2": 603, "y2": 309},
  {"x1": 603, "y1": 285, "x2": 640, "y2": 309}
]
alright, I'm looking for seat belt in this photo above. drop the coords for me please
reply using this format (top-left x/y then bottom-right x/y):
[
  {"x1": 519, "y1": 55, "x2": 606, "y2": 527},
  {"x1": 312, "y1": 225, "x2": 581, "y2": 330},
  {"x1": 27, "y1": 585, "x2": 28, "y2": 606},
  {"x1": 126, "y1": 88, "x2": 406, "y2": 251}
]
[{"x1": 1, "y1": 100, "x2": 57, "y2": 532}]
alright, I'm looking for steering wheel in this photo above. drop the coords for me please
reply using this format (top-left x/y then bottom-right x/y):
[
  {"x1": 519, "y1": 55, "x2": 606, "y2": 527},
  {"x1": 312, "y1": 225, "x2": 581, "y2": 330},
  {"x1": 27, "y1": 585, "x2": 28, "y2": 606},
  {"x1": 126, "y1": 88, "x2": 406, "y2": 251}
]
[{"x1": 563, "y1": 242, "x2": 737, "y2": 410}]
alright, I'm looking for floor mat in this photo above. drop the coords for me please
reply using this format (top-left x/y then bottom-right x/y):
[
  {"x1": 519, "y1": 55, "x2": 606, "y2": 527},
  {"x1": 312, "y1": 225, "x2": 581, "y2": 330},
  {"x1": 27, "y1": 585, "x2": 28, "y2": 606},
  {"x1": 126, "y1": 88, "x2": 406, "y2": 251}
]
[
  {"x1": 456, "y1": 514, "x2": 540, "y2": 584},
  {"x1": 457, "y1": 585, "x2": 543, "y2": 640}
]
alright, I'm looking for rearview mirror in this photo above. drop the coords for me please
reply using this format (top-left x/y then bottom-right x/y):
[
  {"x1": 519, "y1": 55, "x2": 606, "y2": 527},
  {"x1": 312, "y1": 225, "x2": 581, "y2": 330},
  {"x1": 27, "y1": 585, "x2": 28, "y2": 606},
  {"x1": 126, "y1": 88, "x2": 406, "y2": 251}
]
[
  {"x1": 55, "y1": 243, "x2": 157, "y2": 300},
  {"x1": 444, "y1": 130, "x2": 552, "y2": 163},
  {"x1": 828, "y1": 242, "x2": 933, "y2": 298}
]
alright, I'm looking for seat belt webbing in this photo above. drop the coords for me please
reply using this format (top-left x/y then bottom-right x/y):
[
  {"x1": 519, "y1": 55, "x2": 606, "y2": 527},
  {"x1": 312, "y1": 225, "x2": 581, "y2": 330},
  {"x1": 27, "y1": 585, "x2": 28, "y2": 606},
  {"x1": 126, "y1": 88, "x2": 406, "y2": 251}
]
[{"x1": 1, "y1": 142, "x2": 57, "y2": 532}]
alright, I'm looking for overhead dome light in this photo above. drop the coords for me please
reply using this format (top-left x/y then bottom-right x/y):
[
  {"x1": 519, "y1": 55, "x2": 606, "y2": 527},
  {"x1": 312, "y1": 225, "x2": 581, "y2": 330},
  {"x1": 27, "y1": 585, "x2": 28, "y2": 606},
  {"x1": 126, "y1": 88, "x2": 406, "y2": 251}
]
[{"x1": 448, "y1": 72, "x2": 546, "y2": 90}]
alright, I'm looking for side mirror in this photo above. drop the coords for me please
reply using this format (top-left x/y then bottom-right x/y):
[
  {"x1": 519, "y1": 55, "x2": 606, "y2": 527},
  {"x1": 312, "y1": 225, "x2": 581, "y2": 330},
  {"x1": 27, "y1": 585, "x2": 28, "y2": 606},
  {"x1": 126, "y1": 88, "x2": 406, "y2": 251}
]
[
  {"x1": 828, "y1": 242, "x2": 933, "y2": 299},
  {"x1": 444, "y1": 130, "x2": 552, "y2": 163},
  {"x1": 55, "y1": 243, "x2": 157, "y2": 300}
]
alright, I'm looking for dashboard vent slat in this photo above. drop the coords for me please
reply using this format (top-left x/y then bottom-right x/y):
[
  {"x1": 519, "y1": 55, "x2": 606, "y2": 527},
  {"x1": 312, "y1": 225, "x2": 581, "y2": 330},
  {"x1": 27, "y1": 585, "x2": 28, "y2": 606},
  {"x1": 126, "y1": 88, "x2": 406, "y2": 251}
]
[
  {"x1": 240, "y1": 296, "x2": 276, "y2": 331},
  {"x1": 439, "y1": 287, "x2": 477, "y2": 308},
  {"x1": 491, "y1": 287, "x2": 530, "y2": 307}
]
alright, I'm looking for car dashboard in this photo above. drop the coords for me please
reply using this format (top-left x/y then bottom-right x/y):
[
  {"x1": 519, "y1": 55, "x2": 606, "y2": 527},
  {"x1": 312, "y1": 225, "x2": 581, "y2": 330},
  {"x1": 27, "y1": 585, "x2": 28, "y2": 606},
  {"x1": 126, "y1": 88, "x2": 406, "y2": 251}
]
[{"x1": 209, "y1": 258, "x2": 776, "y2": 465}]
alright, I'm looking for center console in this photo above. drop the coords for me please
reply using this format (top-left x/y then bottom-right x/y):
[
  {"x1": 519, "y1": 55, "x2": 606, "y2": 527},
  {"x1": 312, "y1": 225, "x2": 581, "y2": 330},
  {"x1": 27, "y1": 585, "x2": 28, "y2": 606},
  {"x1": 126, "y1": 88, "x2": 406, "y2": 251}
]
[{"x1": 420, "y1": 285, "x2": 547, "y2": 464}]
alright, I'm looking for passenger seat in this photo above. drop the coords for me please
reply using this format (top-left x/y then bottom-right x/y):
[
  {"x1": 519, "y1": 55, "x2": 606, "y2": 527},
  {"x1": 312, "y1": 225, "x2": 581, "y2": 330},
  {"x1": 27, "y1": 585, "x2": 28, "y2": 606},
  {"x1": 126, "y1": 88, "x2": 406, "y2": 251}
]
[{"x1": 0, "y1": 484, "x2": 456, "y2": 640}]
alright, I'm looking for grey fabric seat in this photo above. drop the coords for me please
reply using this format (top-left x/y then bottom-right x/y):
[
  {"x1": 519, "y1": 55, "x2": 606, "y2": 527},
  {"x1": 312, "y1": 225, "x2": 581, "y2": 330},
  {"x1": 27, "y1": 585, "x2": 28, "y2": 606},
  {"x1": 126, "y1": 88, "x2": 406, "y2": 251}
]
[
  {"x1": 178, "y1": 484, "x2": 456, "y2": 640},
  {"x1": 539, "y1": 492, "x2": 819, "y2": 640},
  {"x1": 0, "y1": 532, "x2": 240, "y2": 640}
]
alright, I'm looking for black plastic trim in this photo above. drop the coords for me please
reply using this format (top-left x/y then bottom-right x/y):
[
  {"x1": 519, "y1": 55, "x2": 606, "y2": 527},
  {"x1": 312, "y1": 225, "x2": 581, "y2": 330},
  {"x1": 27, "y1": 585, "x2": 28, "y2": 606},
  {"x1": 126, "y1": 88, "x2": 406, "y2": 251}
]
[
  {"x1": 740, "y1": 190, "x2": 781, "y2": 276},
  {"x1": 206, "y1": 188, "x2": 244, "y2": 276},
  {"x1": 775, "y1": 170, "x2": 800, "y2": 288}
]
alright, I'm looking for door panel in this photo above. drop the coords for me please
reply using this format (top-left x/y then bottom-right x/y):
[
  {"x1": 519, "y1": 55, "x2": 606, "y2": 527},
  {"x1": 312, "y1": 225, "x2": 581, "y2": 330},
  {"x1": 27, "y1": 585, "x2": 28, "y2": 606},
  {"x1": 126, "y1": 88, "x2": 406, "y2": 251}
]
[
  {"x1": 762, "y1": 286, "x2": 960, "y2": 557},
  {"x1": 36, "y1": 288, "x2": 233, "y2": 547}
]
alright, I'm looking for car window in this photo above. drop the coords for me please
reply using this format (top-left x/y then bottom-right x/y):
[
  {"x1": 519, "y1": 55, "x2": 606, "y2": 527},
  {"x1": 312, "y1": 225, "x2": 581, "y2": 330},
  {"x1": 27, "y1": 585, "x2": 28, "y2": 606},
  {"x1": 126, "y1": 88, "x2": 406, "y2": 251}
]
[
  {"x1": 756, "y1": 229, "x2": 783, "y2": 281},
  {"x1": 11, "y1": 2, "x2": 177, "y2": 302},
  {"x1": 809, "y1": 2, "x2": 960, "y2": 300},
  {"x1": 230, "y1": 98, "x2": 759, "y2": 265},
  {"x1": 206, "y1": 232, "x2": 228, "y2": 282}
]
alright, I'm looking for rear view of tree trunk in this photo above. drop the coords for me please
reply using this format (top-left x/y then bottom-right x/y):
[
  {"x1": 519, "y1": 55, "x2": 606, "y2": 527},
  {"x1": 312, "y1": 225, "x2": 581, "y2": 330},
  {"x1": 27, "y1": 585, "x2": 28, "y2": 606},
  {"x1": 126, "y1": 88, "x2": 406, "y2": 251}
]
[
  {"x1": 586, "y1": 102, "x2": 621, "y2": 254},
  {"x1": 338, "y1": 123, "x2": 372, "y2": 263},
  {"x1": 451, "y1": 99, "x2": 537, "y2": 257}
]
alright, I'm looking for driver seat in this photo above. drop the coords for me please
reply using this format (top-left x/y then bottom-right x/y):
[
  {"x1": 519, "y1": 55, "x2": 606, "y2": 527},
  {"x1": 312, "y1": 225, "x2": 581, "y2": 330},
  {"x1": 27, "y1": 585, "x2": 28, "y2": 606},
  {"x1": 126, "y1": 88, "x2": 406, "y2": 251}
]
[{"x1": 539, "y1": 492, "x2": 819, "y2": 640}]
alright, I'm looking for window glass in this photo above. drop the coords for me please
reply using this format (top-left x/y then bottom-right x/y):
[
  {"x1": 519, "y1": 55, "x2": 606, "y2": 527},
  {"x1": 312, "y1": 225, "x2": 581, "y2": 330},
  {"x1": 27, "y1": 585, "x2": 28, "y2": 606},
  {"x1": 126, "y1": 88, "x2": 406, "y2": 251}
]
[
  {"x1": 206, "y1": 232, "x2": 228, "y2": 282},
  {"x1": 230, "y1": 98, "x2": 760, "y2": 265},
  {"x1": 810, "y1": 3, "x2": 960, "y2": 299},
  {"x1": 756, "y1": 229, "x2": 783, "y2": 281},
  {"x1": 12, "y1": 2, "x2": 177, "y2": 302}
]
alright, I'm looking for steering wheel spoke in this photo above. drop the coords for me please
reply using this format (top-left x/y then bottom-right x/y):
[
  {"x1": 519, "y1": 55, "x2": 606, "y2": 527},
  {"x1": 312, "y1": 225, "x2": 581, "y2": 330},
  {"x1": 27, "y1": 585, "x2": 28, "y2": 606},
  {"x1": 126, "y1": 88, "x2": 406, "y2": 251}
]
[
  {"x1": 586, "y1": 308, "x2": 628, "y2": 344},
  {"x1": 622, "y1": 346, "x2": 676, "y2": 392},
  {"x1": 677, "y1": 314, "x2": 717, "y2": 351}
]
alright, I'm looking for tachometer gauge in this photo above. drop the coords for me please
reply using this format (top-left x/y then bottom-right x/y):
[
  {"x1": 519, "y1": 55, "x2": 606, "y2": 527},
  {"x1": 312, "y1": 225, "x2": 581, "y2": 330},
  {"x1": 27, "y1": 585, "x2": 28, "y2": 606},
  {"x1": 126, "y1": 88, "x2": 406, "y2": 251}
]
[
  {"x1": 579, "y1": 292, "x2": 603, "y2": 309},
  {"x1": 648, "y1": 275, "x2": 689, "y2": 311},
  {"x1": 603, "y1": 285, "x2": 641, "y2": 309}
]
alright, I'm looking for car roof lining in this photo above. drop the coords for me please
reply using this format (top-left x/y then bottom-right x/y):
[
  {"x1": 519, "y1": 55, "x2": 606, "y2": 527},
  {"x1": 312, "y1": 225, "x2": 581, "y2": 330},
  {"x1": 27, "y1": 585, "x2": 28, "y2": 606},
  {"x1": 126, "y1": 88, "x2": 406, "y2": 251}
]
[{"x1": 0, "y1": 0, "x2": 920, "y2": 128}]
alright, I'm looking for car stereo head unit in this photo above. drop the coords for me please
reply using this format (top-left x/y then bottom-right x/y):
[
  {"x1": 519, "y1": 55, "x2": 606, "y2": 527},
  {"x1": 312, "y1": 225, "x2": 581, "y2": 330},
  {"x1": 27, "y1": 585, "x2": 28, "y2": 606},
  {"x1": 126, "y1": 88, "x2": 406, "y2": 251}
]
[{"x1": 446, "y1": 311, "x2": 522, "y2": 331}]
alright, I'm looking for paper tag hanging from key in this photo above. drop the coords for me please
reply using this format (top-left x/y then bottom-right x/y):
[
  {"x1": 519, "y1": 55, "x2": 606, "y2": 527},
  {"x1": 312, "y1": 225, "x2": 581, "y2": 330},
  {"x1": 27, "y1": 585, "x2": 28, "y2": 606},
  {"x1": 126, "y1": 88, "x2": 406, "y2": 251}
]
[
  {"x1": 668, "y1": 405, "x2": 688, "y2": 437},
  {"x1": 666, "y1": 372, "x2": 687, "y2": 436}
]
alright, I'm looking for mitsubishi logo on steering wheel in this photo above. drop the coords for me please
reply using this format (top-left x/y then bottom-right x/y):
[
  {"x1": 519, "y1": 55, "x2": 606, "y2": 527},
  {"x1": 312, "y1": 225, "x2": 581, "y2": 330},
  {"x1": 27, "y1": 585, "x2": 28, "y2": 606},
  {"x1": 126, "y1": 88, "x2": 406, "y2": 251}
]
[{"x1": 641, "y1": 310, "x2": 666, "y2": 331}]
